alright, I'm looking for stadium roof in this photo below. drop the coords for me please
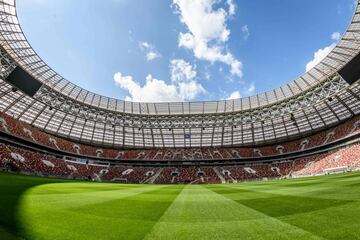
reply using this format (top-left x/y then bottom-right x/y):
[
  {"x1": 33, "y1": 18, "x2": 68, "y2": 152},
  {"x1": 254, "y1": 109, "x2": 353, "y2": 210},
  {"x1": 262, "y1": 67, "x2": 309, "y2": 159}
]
[{"x1": 0, "y1": 0, "x2": 360, "y2": 148}]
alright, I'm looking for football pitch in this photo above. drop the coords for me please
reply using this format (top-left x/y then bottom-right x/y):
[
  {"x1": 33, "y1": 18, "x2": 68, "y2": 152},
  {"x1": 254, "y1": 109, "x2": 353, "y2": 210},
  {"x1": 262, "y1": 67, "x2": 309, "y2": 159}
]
[{"x1": 1, "y1": 172, "x2": 360, "y2": 240}]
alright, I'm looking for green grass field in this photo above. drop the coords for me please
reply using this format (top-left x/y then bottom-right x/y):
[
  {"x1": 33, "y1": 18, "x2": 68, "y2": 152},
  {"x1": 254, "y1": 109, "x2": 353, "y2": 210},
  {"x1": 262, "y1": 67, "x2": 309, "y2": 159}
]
[{"x1": 1, "y1": 172, "x2": 360, "y2": 240}]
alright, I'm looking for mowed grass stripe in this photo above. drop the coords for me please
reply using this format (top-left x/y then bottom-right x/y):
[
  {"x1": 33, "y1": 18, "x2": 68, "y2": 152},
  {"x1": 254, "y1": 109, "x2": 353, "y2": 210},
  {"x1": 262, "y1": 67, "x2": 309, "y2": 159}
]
[
  {"x1": 144, "y1": 185, "x2": 322, "y2": 240},
  {"x1": 3, "y1": 172, "x2": 360, "y2": 240},
  {"x1": 211, "y1": 184, "x2": 353, "y2": 217},
  {"x1": 209, "y1": 178, "x2": 360, "y2": 240},
  {"x1": 219, "y1": 172, "x2": 360, "y2": 201},
  {"x1": 20, "y1": 182, "x2": 170, "y2": 210},
  {"x1": 18, "y1": 184, "x2": 184, "y2": 240}
]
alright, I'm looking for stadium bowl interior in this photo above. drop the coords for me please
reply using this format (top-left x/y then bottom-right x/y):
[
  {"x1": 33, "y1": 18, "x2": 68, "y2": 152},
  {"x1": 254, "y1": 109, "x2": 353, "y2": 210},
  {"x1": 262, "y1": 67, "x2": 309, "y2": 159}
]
[{"x1": 1, "y1": 0, "x2": 360, "y2": 239}]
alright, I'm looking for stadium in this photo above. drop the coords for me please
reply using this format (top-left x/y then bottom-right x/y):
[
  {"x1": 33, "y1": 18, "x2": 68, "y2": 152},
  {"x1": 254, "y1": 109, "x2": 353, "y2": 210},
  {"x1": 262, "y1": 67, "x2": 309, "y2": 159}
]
[{"x1": 1, "y1": 0, "x2": 360, "y2": 239}]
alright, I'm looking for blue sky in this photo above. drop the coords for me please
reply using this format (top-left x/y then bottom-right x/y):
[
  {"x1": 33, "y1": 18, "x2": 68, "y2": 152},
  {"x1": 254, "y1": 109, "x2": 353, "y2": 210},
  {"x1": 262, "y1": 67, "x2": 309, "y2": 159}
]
[{"x1": 17, "y1": 0, "x2": 356, "y2": 102}]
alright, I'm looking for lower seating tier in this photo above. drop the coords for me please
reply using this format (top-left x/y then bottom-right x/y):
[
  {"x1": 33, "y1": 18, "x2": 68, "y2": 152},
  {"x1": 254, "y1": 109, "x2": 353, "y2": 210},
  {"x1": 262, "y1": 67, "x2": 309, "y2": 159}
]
[{"x1": 1, "y1": 141, "x2": 360, "y2": 184}]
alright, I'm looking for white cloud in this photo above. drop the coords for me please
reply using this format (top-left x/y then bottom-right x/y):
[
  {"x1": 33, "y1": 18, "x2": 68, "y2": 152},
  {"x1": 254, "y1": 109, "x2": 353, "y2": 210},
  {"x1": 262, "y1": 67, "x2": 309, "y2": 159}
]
[
  {"x1": 139, "y1": 41, "x2": 150, "y2": 49},
  {"x1": 169, "y1": 59, "x2": 205, "y2": 99},
  {"x1": 170, "y1": 59, "x2": 197, "y2": 82},
  {"x1": 244, "y1": 82, "x2": 255, "y2": 95},
  {"x1": 227, "y1": 0, "x2": 236, "y2": 16},
  {"x1": 178, "y1": 81, "x2": 205, "y2": 100},
  {"x1": 173, "y1": 0, "x2": 230, "y2": 42},
  {"x1": 146, "y1": 51, "x2": 160, "y2": 61},
  {"x1": 173, "y1": 0, "x2": 243, "y2": 78},
  {"x1": 305, "y1": 32, "x2": 340, "y2": 72},
  {"x1": 241, "y1": 25, "x2": 250, "y2": 40},
  {"x1": 227, "y1": 90, "x2": 241, "y2": 100},
  {"x1": 306, "y1": 43, "x2": 336, "y2": 72},
  {"x1": 139, "y1": 41, "x2": 161, "y2": 61},
  {"x1": 115, "y1": 73, "x2": 178, "y2": 102},
  {"x1": 331, "y1": 32, "x2": 341, "y2": 41},
  {"x1": 226, "y1": 82, "x2": 255, "y2": 100},
  {"x1": 114, "y1": 60, "x2": 205, "y2": 102}
]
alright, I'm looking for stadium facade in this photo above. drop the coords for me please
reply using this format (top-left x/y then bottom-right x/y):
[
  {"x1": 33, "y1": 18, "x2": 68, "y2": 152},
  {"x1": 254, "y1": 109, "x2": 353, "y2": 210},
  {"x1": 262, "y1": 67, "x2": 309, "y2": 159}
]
[{"x1": 1, "y1": 0, "x2": 360, "y2": 184}]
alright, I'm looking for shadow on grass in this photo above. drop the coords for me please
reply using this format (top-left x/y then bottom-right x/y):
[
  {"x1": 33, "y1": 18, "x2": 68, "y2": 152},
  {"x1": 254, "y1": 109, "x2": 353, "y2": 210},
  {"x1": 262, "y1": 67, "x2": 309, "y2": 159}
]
[
  {"x1": 0, "y1": 172, "x2": 185, "y2": 240},
  {"x1": 0, "y1": 172, "x2": 66, "y2": 239}
]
